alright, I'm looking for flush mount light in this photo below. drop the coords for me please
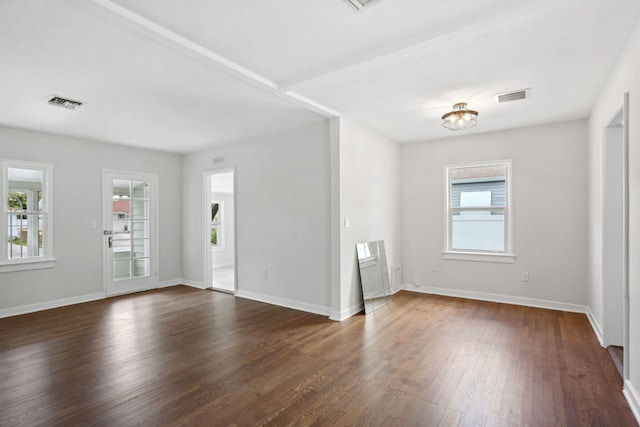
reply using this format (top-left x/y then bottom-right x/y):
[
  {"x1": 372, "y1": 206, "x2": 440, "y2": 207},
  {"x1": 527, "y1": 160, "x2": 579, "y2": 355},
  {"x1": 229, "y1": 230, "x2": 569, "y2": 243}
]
[
  {"x1": 46, "y1": 95, "x2": 84, "y2": 110},
  {"x1": 441, "y1": 102, "x2": 478, "y2": 131}
]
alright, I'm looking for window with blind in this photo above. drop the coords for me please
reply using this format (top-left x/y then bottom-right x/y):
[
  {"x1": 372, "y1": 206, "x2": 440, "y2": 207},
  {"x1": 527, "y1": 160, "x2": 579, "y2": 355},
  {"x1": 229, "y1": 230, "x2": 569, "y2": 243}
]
[{"x1": 444, "y1": 160, "x2": 514, "y2": 263}]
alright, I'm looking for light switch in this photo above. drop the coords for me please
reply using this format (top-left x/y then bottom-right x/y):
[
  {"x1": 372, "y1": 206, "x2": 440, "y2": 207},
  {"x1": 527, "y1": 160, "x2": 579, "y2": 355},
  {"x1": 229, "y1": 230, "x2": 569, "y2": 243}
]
[
  {"x1": 344, "y1": 216, "x2": 350, "y2": 228},
  {"x1": 89, "y1": 220, "x2": 97, "y2": 230}
]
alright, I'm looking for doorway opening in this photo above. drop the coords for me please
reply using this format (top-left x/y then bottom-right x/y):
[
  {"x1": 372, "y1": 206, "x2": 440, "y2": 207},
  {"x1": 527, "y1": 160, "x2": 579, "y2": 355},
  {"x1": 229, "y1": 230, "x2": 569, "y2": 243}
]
[
  {"x1": 204, "y1": 168, "x2": 236, "y2": 294},
  {"x1": 602, "y1": 93, "x2": 628, "y2": 381}
]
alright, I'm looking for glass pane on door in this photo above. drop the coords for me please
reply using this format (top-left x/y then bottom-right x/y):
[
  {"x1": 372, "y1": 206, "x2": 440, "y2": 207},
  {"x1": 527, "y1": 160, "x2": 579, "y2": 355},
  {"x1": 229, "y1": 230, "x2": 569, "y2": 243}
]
[{"x1": 112, "y1": 178, "x2": 151, "y2": 281}]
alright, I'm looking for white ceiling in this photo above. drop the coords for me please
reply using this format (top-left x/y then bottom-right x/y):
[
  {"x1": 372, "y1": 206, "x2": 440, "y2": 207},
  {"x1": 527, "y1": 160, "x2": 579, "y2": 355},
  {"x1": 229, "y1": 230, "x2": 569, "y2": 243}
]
[{"x1": 1, "y1": 0, "x2": 639, "y2": 153}]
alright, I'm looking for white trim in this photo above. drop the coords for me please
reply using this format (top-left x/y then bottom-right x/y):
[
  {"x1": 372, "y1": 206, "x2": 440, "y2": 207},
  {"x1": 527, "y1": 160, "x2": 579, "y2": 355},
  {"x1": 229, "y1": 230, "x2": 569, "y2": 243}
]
[
  {"x1": 158, "y1": 279, "x2": 183, "y2": 288},
  {"x1": 623, "y1": 380, "x2": 640, "y2": 425},
  {"x1": 623, "y1": 91, "x2": 630, "y2": 379},
  {"x1": 1, "y1": 160, "x2": 54, "y2": 268},
  {"x1": 202, "y1": 172, "x2": 211, "y2": 290},
  {"x1": 444, "y1": 159, "x2": 513, "y2": 259},
  {"x1": 0, "y1": 258, "x2": 57, "y2": 272},
  {"x1": 204, "y1": 167, "x2": 237, "y2": 294},
  {"x1": 402, "y1": 284, "x2": 588, "y2": 314},
  {"x1": 0, "y1": 292, "x2": 104, "y2": 319},
  {"x1": 600, "y1": 94, "x2": 630, "y2": 373},
  {"x1": 89, "y1": 0, "x2": 339, "y2": 119},
  {"x1": 158, "y1": 279, "x2": 207, "y2": 290},
  {"x1": 106, "y1": 287, "x2": 158, "y2": 298},
  {"x1": 442, "y1": 251, "x2": 515, "y2": 263},
  {"x1": 102, "y1": 170, "x2": 159, "y2": 297},
  {"x1": 0, "y1": 279, "x2": 204, "y2": 319},
  {"x1": 330, "y1": 302, "x2": 364, "y2": 321},
  {"x1": 237, "y1": 289, "x2": 330, "y2": 317},
  {"x1": 586, "y1": 306, "x2": 605, "y2": 347},
  {"x1": 284, "y1": 91, "x2": 340, "y2": 117},
  {"x1": 182, "y1": 279, "x2": 207, "y2": 290},
  {"x1": 90, "y1": 0, "x2": 276, "y2": 90},
  {"x1": 330, "y1": 286, "x2": 401, "y2": 321}
]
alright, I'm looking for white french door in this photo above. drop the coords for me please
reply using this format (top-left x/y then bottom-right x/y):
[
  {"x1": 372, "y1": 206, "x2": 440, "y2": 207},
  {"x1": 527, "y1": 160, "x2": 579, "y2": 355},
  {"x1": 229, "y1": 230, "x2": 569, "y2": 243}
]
[{"x1": 103, "y1": 170, "x2": 158, "y2": 296}]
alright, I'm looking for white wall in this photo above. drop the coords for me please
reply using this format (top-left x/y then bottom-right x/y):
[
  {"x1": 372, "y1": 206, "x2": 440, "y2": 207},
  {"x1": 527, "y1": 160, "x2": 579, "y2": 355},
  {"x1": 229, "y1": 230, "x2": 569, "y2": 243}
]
[
  {"x1": 588, "y1": 20, "x2": 640, "y2": 417},
  {"x1": 335, "y1": 118, "x2": 401, "y2": 319},
  {"x1": 0, "y1": 125, "x2": 183, "y2": 313},
  {"x1": 181, "y1": 121, "x2": 332, "y2": 314},
  {"x1": 401, "y1": 120, "x2": 588, "y2": 306},
  {"x1": 602, "y1": 124, "x2": 624, "y2": 346}
]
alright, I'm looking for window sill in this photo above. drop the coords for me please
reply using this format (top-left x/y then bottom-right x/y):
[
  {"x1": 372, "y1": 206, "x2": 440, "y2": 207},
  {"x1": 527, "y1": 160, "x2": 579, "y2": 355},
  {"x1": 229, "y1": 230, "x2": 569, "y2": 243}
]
[
  {"x1": 442, "y1": 251, "x2": 515, "y2": 264},
  {"x1": 0, "y1": 258, "x2": 57, "y2": 273}
]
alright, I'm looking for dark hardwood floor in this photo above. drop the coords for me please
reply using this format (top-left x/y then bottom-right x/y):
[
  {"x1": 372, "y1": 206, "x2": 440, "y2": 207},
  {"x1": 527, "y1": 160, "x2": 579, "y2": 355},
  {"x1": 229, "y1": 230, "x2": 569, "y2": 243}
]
[{"x1": 0, "y1": 286, "x2": 636, "y2": 426}]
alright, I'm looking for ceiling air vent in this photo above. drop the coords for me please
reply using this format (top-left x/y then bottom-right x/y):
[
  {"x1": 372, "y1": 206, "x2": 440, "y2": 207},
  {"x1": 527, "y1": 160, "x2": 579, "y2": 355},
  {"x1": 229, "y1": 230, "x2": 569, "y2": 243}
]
[
  {"x1": 47, "y1": 95, "x2": 84, "y2": 110},
  {"x1": 495, "y1": 89, "x2": 529, "y2": 104},
  {"x1": 343, "y1": 0, "x2": 382, "y2": 11}
]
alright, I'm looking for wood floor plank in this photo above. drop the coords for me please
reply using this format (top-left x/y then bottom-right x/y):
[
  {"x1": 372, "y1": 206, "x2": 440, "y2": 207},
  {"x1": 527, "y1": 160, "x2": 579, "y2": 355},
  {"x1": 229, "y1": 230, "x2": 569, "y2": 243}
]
[{"x1": 0, "y1": 287, "x2": 637, "y2": 426}]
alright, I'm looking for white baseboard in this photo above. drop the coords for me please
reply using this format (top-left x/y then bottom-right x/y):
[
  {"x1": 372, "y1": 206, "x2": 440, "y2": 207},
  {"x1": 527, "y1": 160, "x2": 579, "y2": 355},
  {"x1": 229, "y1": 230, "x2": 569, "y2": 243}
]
[
  {"x1": 330, "y1": 302, "x2": 364, "y2": 321},
  {"x1": 329, "y1": 287, "x2": 402, "y2": 321},
  {"x1": 236, "y1": 289, "x2": 330, "y2": 317},
  {"x1": 0, "y1": 292, "x2": 104, "y2": 319},
  {"x1": 624, "y1": 380, "x2": 640, "y2": 425},
  {"x1": 585, "y1": 306, "x2": 605, "y2": 347},
  {"x1": 402, "y1": 284, "x2": 589, "y2": 314},
  {"x1": 158, "y1": 279, "x2": 183, "y2": 288},
  {"x1": 180, "y1": 279, "x2": 207, "y2": 290},
  {"x1": 0, "y1": 278, "x2": 194, "y2": 319}
]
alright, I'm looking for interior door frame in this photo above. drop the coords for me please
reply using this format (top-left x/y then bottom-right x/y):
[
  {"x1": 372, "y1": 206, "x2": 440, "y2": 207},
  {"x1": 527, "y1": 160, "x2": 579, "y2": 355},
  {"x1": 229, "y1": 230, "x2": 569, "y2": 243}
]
[
  {"x1": 600, "y1": 92, "x2": 629, "y2": 380},
  {"x1": 203, "y1": 166, "x2": 237, "y2": 294},
  {"x1": 103, "y1": 169, "x2": 159, "y2": 297}
]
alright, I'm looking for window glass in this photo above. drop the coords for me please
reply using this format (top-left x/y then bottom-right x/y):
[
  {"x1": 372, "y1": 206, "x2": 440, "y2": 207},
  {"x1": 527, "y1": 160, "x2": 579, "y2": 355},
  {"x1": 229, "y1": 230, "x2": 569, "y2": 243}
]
[
  {"x1": 211, "y1": 202, "x2": 223, "y2": 248},
  {"x1": 6, "y1": 167, "x2": 45, "y2": 259},
  {"x1": 446, "y1": 162, "x2": 511, "y2": 255}
]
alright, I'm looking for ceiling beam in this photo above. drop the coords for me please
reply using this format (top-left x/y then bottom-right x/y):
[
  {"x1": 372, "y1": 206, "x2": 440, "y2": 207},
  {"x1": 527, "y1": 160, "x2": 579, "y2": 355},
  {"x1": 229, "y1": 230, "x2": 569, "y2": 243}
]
[{"x1": 89, "y1": 0, "x2": 339, "y2": 118}]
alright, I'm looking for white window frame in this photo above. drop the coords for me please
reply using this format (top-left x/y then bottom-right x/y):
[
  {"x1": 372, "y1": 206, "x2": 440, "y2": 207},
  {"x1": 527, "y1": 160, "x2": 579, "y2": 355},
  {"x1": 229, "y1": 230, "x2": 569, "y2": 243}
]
[
  {"x1": 443, "y1": 160, "x2": 515, "y2": 263},
  {"x1": 211, "y1": 200, "x2": 225, "y2": 251},
  {"x1": 1, "y1": 160, "x2": 55, "y2": 272}
]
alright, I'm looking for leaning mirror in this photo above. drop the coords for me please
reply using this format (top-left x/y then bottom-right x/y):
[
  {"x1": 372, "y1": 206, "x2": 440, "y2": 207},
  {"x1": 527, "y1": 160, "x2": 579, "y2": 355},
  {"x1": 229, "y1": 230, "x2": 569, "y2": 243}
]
[{"x1": 356, "y1": 240, "x2": 392, "y2": 314}]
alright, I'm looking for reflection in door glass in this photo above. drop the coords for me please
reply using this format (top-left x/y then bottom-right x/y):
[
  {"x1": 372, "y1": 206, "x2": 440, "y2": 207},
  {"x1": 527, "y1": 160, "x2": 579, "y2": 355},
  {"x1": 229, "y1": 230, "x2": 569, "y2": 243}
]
[{"x1": 112, "y1": 179, "x2": 150, "y2": 281}]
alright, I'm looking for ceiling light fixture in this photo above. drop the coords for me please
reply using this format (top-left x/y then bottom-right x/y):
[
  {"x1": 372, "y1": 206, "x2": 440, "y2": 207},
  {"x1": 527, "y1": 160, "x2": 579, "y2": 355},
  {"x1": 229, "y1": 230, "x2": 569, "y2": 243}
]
[{"x1": 441, "y1": 102, "x2": 478, "y2": 131}]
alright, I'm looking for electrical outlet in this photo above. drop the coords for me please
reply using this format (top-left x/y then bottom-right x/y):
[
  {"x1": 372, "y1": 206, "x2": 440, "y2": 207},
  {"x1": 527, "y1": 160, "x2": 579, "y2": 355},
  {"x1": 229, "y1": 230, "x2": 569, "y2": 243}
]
[
  {"x1": 263, "y1": 268, "x2": 269, "y2": 279},
  {"x1": 521, "y1": 272, "x2": 529, "y2": 282},
  {"x1": 432, "y1": 262, "x2": 439, "y2": 272},
  {"x1": 414, "y1": 281, "x2": 423, "y2": 287}
]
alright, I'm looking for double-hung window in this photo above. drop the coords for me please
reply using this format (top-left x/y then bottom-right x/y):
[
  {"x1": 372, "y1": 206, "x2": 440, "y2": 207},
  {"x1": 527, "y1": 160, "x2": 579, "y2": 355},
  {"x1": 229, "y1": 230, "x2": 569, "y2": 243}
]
[
  {"x1": 1, "y1": 160, "x2": 54, "y2": 272},
  {"x1": 444, "y1": 160, "x2": 514, "y2": 263}
]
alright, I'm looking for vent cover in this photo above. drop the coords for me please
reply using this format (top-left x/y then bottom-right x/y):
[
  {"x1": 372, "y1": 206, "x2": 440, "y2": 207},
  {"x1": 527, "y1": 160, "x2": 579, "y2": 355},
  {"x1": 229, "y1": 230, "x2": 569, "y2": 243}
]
[
  {"x1": 343, "y1": 0, "x2": 381, "y2": 11},
  {"x1": 495, "y1": 89, "x2": 529, "y2": 104},
  {"x1": 47, "y1": 95, "x2": 84, "y2": 110}
]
